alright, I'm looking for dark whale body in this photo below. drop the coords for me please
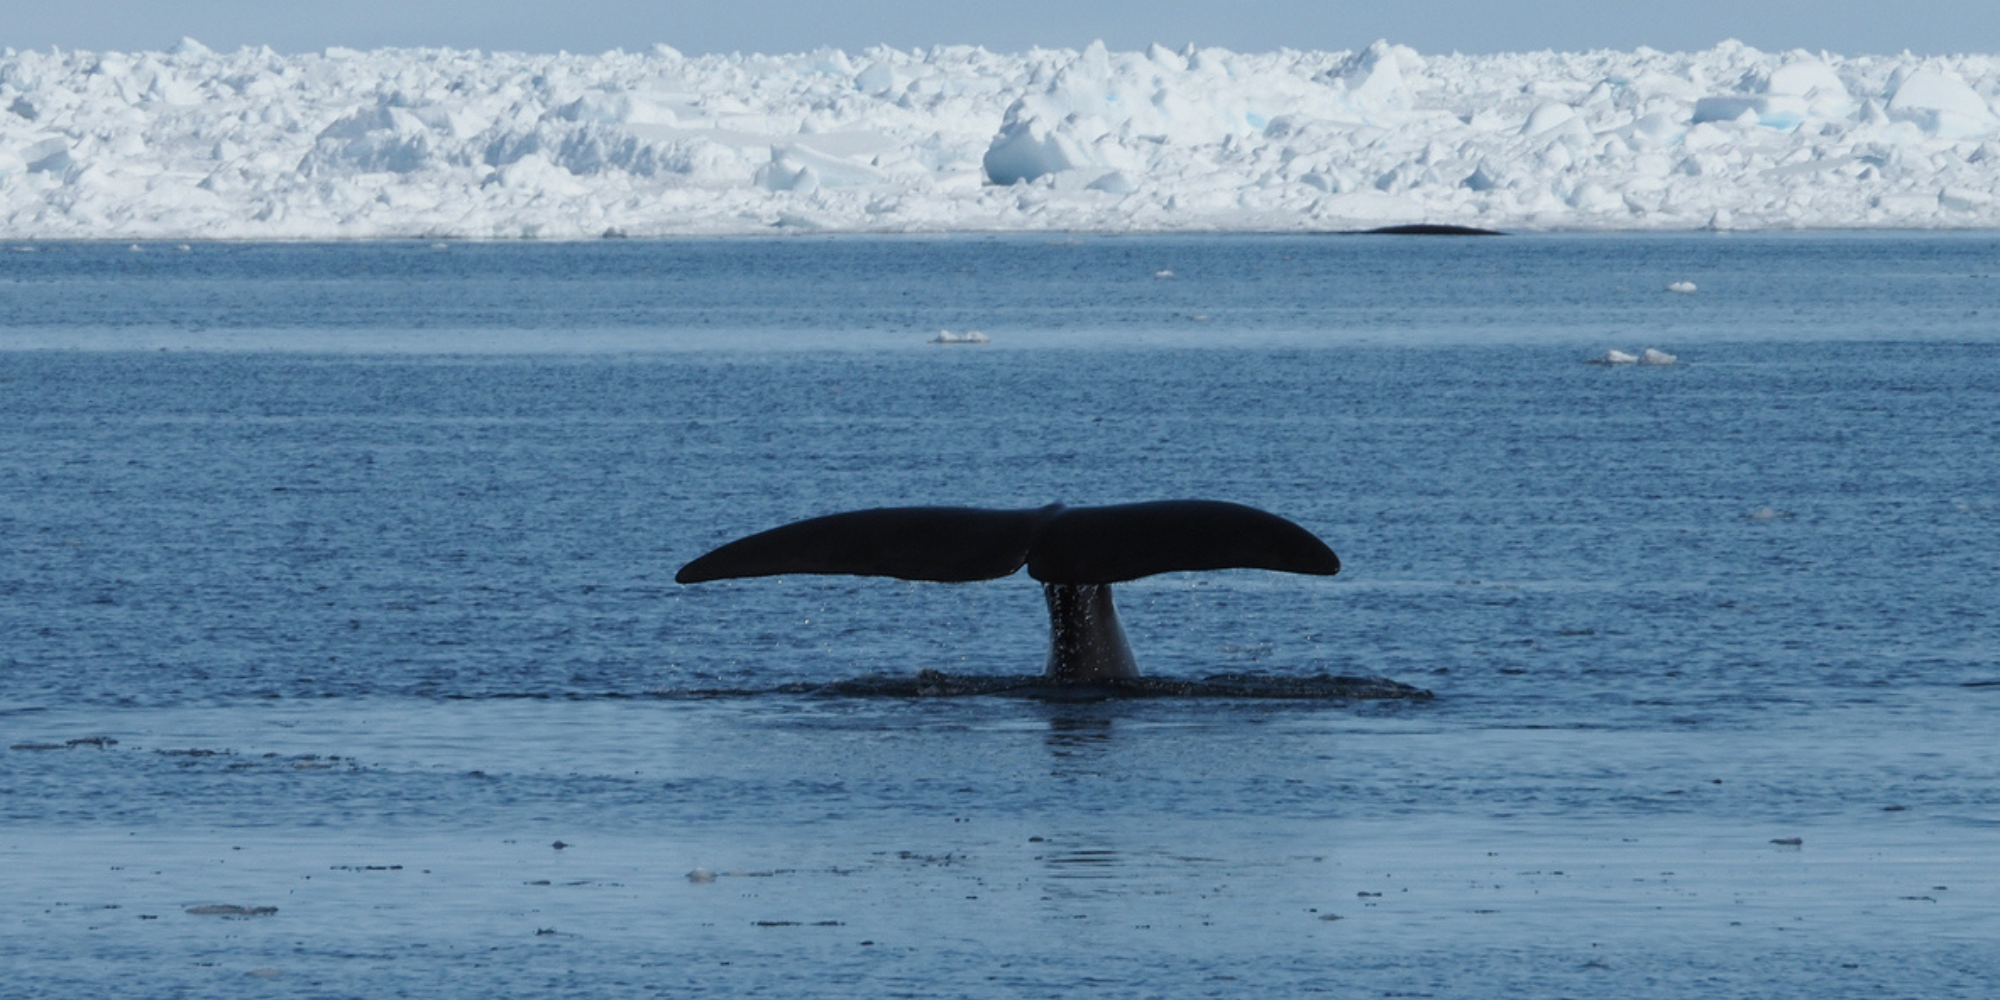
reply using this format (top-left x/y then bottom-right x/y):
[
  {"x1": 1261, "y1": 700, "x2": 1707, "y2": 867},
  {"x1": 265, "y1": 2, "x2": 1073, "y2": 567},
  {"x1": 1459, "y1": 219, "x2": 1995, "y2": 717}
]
[
  {"x1": 677, "y1": 501, "x2": 1342, "y2": 685},
  {"x1": 1361, "y1": 223, "x2": 1505, "y2": 236}
]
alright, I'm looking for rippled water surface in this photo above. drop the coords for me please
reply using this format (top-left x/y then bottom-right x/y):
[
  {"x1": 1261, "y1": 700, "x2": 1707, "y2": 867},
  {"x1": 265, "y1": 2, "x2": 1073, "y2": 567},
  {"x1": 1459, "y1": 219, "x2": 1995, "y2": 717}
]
[{"x1": 3, "y1": 234, "x2": 1998, "y2": 998}]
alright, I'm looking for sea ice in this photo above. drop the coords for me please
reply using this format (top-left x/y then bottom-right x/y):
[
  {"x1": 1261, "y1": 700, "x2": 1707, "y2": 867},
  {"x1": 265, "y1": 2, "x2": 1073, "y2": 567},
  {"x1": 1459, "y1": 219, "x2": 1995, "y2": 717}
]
[
  {"x1": 2, "y1": 39, "x2": 1999, "y2": 238},
  {"x1": 929, "y1": 330, "x2": 990, "y2": 344},
  {"x1": 1887, "y1": 68, "x2": 1999, "y2": 139}
]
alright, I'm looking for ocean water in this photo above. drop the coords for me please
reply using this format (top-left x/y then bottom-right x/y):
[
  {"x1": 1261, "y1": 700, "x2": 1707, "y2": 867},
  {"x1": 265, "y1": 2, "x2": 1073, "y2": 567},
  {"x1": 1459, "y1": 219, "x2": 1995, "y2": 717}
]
[{"x1": 3, "y1": 234, "x2": 1998, "y2": 998}]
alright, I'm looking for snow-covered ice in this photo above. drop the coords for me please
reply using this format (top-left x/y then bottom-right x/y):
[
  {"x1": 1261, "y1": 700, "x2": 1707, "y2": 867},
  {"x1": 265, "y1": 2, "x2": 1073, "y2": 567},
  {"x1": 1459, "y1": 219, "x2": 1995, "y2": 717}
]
[{"x1": 5, "y1": 38, "x2": 2000, "y2": 238}]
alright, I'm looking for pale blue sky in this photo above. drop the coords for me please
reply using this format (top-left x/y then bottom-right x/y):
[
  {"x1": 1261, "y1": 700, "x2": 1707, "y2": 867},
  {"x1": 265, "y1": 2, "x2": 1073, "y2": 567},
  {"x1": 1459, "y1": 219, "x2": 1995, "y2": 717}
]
[{"x1": 4, "y1": 0, "x2": 1995, "y2": 57}]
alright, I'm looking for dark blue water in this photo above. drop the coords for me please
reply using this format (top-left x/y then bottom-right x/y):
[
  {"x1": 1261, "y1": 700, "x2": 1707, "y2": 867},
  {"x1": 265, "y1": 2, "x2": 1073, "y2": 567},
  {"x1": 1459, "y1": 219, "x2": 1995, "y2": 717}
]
[
  {"x1": 4, "y1": 232, "x2": 1996, "y2": 345},
  {"x1": 3, "y1": 235, "x2": 1997, "y2": 998}
]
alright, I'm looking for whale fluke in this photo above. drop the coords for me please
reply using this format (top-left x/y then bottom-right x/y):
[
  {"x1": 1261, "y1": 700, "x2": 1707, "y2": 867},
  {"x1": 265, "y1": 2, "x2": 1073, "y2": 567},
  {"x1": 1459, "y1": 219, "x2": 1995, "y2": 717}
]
[
  {"x1": 677, "y1": 500, "x2": 1341, "y2": 684},
  {"x1": 675, "y1": 504, "x2": 1059, "y2": 584},
  {"x1": 1023, "y1": 500, "x2": 1339, "y2": 583},
  {"x1": 678, "y1": 501, "x2": 1337, "y2": 586}
]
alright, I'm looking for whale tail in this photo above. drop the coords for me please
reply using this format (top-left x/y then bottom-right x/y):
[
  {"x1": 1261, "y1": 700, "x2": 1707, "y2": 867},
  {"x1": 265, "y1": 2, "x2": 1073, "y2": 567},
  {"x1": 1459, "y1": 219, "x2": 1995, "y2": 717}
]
[
  {"x1": 674, "y1": 500, "x2": 1338, "y2": 586},
  {"x1": 675, "y1": 500, "x2": 1340, "y2": 683}
]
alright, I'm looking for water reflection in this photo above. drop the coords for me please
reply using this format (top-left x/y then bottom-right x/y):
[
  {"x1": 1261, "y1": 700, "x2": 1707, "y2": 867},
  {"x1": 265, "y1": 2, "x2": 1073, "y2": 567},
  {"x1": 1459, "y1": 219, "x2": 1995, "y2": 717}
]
[
  {"x1": 1040, "y1": 847, "x2": 1122, "y2": 872},
  {"x1": 1030, "y1": 810, "x2": 1134, "y2": 907},
  {"x1": 1040, "y1": 707, "x2": 1119, "y2": 782},
  {"x1": 1043, "y1": 711, "x2": 1115, "y2": 755}
]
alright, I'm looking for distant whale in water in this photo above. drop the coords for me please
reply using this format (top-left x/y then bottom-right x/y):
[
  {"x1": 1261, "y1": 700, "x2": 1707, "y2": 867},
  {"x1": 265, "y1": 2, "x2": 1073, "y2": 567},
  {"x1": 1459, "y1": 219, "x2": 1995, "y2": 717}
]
[
  {"x1": 677, "y1": 500, "x2": 1341, "y2": 685},
  {"x1": 1360, "y1": 223, "x2": 1504, "y2": 236}
]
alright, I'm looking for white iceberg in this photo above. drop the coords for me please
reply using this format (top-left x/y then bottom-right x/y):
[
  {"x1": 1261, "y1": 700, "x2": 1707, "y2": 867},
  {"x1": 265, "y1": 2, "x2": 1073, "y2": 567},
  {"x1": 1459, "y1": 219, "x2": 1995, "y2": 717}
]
[
  {"x1": 929, "y1": 330, "x2": 990, "y2": 344},
  {"x1": 1886, "y1": 67, "x2": 1999, "y2": 139},
  {"x1": 3, "y1": 39, "x2": 2000, "y2": 238}
]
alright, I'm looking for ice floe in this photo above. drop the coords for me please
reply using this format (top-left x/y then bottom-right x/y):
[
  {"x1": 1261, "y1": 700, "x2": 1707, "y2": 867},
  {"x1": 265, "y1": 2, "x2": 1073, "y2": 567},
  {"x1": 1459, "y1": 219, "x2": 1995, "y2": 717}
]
[
  {"x1": 1589, "y1": 348, "x2": 1679, "y2": 365},
  {"x1": 4, "y1": 38, "x2": 2000, "y2": 238}
]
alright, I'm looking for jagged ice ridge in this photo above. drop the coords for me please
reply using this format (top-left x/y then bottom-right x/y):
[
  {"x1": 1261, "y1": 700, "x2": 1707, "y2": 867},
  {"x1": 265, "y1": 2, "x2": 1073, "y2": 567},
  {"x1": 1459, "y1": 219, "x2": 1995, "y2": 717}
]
[{"x1": 4, "y1": 37, "x2": 2000, "y2": 238}]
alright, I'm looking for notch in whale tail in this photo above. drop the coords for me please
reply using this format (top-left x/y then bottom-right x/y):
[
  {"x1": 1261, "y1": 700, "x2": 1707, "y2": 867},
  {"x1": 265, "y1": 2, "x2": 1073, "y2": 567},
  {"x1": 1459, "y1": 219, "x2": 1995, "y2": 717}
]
[{"x1": 675, "y1": 500, "x2": 1340, "y2": 683}]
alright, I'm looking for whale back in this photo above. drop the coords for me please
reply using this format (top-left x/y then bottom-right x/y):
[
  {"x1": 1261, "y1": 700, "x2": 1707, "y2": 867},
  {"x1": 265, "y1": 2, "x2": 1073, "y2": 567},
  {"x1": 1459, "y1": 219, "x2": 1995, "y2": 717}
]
[{"x1": 677, "y1": 500, "x2": 1337, "y2": 585}]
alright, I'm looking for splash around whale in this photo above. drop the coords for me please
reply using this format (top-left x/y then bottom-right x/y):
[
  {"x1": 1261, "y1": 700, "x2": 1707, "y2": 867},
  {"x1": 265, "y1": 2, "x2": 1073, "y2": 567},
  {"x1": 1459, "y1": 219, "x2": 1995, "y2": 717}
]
[{"x1": 677, "y1": 500, "x2": 1428, "y2": 700}]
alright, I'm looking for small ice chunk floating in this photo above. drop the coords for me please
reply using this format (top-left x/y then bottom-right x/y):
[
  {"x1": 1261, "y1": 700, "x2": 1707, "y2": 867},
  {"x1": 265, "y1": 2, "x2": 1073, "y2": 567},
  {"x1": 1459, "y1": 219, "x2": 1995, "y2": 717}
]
[
  {"x1": 1588, "y1": 348, "x2": 1677, "y2": 365},
  {"x1": 929, "y1": 329, "x2": 990, "y2": 344},
  {"x1": 677, "y1": 501, "x2": 1426, "y2": 699}
]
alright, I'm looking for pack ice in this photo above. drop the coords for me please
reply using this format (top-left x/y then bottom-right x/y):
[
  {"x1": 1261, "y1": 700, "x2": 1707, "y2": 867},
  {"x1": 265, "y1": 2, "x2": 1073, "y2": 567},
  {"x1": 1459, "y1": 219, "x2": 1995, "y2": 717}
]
[{"x1": 3, "y1": 37, "x2": 1999, "y2": 238}]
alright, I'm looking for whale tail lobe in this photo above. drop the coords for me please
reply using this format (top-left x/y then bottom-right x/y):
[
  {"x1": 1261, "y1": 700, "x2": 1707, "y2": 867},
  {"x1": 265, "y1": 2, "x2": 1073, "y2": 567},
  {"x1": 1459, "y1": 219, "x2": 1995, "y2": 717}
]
[{"x1": 675, "y1": 500, "x2": 1339, "y2": 683}]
